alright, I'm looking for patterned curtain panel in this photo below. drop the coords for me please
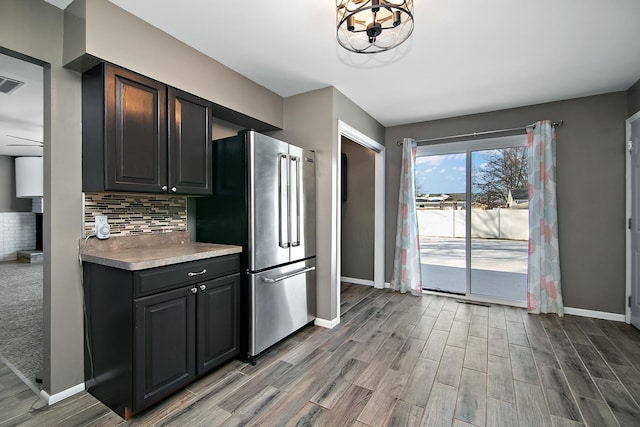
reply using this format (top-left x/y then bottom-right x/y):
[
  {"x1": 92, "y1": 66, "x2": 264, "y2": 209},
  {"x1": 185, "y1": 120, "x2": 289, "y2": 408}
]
[
  {"x1": 527, "y1": 121, "x2": 564, "y2": 315},
  {"x1": 391, "y1": 138, "x2": 422, "y2": 296}
]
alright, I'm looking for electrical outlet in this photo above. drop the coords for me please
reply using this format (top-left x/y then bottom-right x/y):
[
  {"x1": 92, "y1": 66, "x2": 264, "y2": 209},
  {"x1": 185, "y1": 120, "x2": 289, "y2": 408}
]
[{"x1": 95, "y1": 215, "x2": 110, "y2": 239}]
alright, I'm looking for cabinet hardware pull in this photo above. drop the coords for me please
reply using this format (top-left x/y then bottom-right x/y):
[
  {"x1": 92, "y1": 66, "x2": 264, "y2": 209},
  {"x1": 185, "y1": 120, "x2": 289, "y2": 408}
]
[
  {"x1": 188, "y1": 269, "x2": 207, "y2": 277},
  {"x1": 161, "y1": 185, "x2": 168, "y2": 192},
  {"x1": 199, "y1": 284, "x2": 207, "y2": 291},
  {"x1": 190, "y1": 287, "x2": 198, "y2": 294},
  {"x1": 171, "y1": 187, "x2": 177, "y2": 193},
  {"x1": 262, "y1": 266, "x2": 316, "y2": 283}
]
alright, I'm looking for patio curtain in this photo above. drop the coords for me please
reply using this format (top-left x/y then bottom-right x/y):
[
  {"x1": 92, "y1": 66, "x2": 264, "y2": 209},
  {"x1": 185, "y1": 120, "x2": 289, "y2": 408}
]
[
  {"x1": 391, "y1": 138, "x2": 422, "y2": 296},
  {"x1": 527, "y1": 121, "x2": 564, "y2": 315}
]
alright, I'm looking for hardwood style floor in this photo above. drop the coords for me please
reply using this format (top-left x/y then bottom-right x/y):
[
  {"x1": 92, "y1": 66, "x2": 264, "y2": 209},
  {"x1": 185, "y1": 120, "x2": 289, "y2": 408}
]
[{"x1": 1, "y1": 283, "x2": 640, "y2": 426}]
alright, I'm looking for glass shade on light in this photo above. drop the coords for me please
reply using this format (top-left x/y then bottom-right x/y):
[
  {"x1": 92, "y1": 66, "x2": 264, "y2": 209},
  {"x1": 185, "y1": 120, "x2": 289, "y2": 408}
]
[
  {"x1": 15, "y1": 156, "x2": 43, "y2": 198},
  {"x1": 337, "y1": 0, "x2": 414, "y2": 54}
]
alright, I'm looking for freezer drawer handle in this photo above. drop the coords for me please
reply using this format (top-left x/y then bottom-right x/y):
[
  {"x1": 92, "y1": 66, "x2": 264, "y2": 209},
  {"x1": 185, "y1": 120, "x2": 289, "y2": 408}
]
[
  {"x1": 262, "y1": 266, "x2": 316, "y2": 283},
  {"x1": 187, "y1": 269, "x2": 207, "y2": 277}
]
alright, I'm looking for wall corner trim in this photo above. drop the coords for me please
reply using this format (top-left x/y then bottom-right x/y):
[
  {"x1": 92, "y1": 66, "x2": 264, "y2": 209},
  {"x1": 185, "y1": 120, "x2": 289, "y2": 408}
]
[
  {"x1": 314, "y1": 317, "x2": 340, "y2": 329},
  {"x1": 563, "y1": 307, "x2": 626, "y2": 322},
  {"x1": 40, "y1": 383, "x2": 85, "y2": 406}
]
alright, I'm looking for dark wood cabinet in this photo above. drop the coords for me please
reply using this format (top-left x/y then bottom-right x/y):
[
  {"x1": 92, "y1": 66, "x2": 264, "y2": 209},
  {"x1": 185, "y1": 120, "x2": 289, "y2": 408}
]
[
  {"x1": 134, "y1": 286, "x2": 196, "y2": 410},
  {"x1": 169, "y1": 88, "x2": 213, "y2": 195},
  {"x1": 197, "y1": 275, "x2": 240, "y2": 374},
  {"x1": 106, "y1": 66, "x2": 167, "y2": 193},
  {"x1": 83, "y1": 63, "x2": 212, "y2": 195},
  {"x1": 83, "y1": 255, "x2": 240, "y2": 418}
]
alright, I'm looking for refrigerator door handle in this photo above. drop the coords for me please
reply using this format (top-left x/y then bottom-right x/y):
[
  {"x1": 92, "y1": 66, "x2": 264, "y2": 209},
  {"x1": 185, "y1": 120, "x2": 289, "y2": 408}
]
[
  {"x1": 261, "y1": 266, "x2": 316, "y2": 283},
  {"x1": 290, "y1": 156, "x2": 301, "y2": 247},
  {"x1": 278, "y1": 153, "x2": 290, "y2": 249}
]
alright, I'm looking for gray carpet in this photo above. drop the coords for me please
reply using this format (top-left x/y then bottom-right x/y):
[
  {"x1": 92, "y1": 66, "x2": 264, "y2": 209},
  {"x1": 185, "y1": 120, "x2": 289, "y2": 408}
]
[{"x1": 0, "y1": 261, "x2": 42, "y2": 388}]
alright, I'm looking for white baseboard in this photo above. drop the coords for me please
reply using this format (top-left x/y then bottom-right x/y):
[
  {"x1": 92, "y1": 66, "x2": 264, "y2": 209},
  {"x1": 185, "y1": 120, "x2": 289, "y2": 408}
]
[
  {"x1": 341, "y1": 276, "x2": 375, "y2": 286},
  {"x1": 344, "y1": 283, "x2": 626, "y2": 322},
  {"x1": 314, "y1": 317, "x2": 340, "y2": 329},
  {"x1": 564, "y1": 307, "x2": 626, "y2": 322},
  {"x1": 40, "y1": 382, "x2": 85, "y2": 405}
]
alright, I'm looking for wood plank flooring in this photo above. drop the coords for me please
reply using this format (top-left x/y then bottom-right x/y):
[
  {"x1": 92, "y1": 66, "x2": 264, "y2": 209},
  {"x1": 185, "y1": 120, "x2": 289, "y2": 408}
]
[{"x1": 2, "y1": 283, "x2": 640, "y2": 426}]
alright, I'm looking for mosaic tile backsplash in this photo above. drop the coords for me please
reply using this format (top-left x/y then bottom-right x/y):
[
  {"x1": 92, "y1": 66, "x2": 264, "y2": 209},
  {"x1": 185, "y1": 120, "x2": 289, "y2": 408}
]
[{"x1": 84, "y1": 192, "x2": 188, "y2": 236}]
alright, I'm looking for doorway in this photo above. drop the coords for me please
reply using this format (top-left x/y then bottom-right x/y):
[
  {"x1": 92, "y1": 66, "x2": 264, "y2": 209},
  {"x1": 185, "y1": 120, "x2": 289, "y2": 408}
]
[
  {"x1": 341, "y1": 137, "x2": 376, "y2": 285},
  {"x1": 337, "y1": 121, "x2": 385, "y2": 297},
  {"x1": 417, "y1": 135, "x2": 529, "y2": 306},
  {"x1": 627, "y1": 111, "x2": 640, "y2": 329},
  {"x1": 0, "y1": 50, "x2": 45, "y2": 391}
]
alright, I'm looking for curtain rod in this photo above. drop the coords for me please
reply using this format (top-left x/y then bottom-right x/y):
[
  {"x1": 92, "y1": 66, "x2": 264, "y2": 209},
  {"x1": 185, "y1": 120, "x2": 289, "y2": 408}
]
[{"x1": 396, "y1": 120, "x2": 564, "y2": 146}]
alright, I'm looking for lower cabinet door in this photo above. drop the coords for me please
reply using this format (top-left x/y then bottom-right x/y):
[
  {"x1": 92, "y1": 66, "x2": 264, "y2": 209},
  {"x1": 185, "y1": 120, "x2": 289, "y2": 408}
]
[
  {"x1": 197, "y1": 273, "x2": 240, "y2": 375},
  {"x1": 134, "y1": 286, "x2": 196, "y2": 410}
]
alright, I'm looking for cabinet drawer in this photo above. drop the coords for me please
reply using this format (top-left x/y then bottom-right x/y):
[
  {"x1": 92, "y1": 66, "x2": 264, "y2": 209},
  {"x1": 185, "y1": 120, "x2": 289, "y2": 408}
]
[{"x1": 134, "y1": 255, "x2": 239, "y2": 297}]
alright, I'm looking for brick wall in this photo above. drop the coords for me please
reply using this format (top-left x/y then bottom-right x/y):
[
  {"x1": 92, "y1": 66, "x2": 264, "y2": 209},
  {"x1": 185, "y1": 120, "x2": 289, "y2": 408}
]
[{"x1": 0, "y1": 212, "x2": 36, "y2": 261}]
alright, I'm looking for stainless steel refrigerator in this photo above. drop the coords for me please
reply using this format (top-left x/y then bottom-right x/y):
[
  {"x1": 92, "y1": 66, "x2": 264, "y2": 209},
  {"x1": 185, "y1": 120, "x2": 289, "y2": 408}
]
[{"x1": 196, "y1": 130, "x2": 316, "y2": 362}]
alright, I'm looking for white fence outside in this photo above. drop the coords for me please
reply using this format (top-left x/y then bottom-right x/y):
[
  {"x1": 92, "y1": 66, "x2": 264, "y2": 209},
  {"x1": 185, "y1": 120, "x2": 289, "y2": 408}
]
[{"x1": 417, "y1": 209, "x2": 528, "y2": 241}]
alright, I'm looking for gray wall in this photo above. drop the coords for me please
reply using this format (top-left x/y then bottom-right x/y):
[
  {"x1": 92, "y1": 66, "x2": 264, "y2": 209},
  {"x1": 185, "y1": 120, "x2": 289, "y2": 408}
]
[
  {"x1": 275, "y1": 87, "x2": 383, "y2": 323},
  {"x1": 0, "y1": 156, "x2": 32, "y2": 212},
  {"x1": 2, "y1": 0, "x2": 84, "y2": 394},
  {"x1": 212, "y1": 118, "x2": 245, "y2": 141},
  {"x1": 274, "y1": 87, "x2": 335, "y2": 321},
  {"x1": 64, "y1": 0, "x2": 283, "y2": 130},
  {"x1": 628, "y1": 78, "x2": 640, "y2": 118},
  {"x1": 341, "y1": 137, "x2": 375, "y2": 281},
  {"x1": 386, "y1": 92, "x2": 628, "y2": 314},
  {"x1": 1, "y1": 0, "x2": 289, "y2": 396},
  {"x1": 333, "y1": 90, "x2": 385, "y2": 145}
]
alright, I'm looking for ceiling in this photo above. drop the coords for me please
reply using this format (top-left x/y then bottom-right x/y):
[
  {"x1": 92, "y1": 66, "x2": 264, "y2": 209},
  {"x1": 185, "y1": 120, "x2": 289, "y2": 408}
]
[
  {"x1": 32, "y1": 0, "x2": 640, "y2": 131},
  {"x1": 0, "y1": 53, "x2": 43, "y2": 157}
]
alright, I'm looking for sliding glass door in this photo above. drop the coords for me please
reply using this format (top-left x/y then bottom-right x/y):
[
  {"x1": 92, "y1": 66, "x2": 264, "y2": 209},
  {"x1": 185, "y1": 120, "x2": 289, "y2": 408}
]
[
  {"x1": 416, "y1": 135, "x2": 528, "y2": 304},
  {"x1": 470, "y1": 147, "x2": 528, "y2": 301},
  {"x1": 418, "y1": 152, "x2": 467, "y2": 294}
]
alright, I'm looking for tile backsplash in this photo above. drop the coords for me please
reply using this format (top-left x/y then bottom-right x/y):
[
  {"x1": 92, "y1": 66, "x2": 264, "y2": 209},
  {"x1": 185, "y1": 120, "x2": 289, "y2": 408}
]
[{"x1": 84, "y1": 192, "x2": 188, "y2": 236}]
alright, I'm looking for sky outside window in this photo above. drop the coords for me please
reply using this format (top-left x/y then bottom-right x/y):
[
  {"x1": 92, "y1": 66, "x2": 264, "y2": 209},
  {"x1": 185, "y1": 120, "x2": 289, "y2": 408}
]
[
  {"x1": 416, "y1": 151, "x2": 498, "y2": 195},
  {"x1": 416, "y1": 153, "x2": 466, "y2": 194}
]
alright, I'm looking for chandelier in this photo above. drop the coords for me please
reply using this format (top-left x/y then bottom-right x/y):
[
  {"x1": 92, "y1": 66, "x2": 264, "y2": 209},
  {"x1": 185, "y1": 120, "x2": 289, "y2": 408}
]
[{"x1": 336, "y1": 0, "x2": 414, "y2": 54}]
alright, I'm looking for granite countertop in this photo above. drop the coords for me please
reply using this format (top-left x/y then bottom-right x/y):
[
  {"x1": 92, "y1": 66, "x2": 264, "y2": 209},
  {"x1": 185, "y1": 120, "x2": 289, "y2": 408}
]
[{"x1": 80, "y1": 231, "x2": 242, "y2": 271}]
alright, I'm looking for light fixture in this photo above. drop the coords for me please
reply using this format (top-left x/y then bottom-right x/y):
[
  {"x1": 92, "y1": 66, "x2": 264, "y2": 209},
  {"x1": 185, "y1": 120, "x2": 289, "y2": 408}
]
[
  {"x1": 336, "y1": 0, "x2": 414, "y2": 54},
  {"x1": 15, "y1": 156, "x2": 43, "y2": 198}
]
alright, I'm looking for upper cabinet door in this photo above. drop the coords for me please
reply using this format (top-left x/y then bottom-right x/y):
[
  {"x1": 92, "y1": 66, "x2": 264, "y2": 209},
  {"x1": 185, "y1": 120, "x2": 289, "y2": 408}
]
[
  {"x1": 105, "y1": 65, "x2": 167, "y2": 193},
  {"x1": 168, "y1": 88, "x2": 212, "y2": 195}
]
